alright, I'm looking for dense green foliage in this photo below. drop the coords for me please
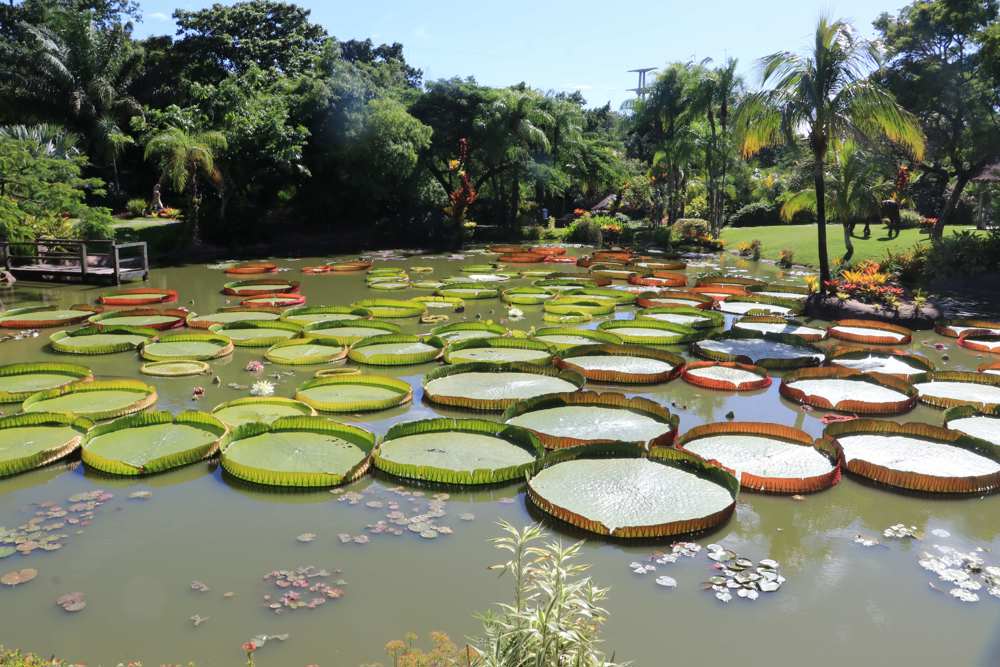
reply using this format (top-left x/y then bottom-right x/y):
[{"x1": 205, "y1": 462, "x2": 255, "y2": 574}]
[{"x1": 0, "y1": 0, "x2": 995, "y2": 257}]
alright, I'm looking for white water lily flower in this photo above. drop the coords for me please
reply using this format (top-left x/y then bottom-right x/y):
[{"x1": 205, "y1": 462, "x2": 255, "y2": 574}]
[{"x1": 250, "y1": 380, "x2": 275, "y2": 397}]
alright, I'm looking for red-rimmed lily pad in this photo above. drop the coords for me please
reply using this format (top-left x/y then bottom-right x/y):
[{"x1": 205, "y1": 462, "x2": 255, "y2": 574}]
[
  {"x1": 99, "y1": 288, "x2": 178, "y2": 306},
  {"x1": 240, "y1": 293, "x2": 307, "y2": 308},
  {"x1": 681, "y1": 361, "x2": 771, "y2": 392},
  {"x1": 0, "y1": 305, "x2": 100, "y2": 329},
  {"x1": 731, "y1": 316, "x2": 827, "y2": 341},
  {"x1": 779, "y1": 367, "x2": 917, "y2": 415},
  {"x1": 935, "y1": 319, "x2": 1000, "y2": 338},
  {"x1": 222, "y1": 279, "x2": 299, "y2": 296},
  {"x1": 554, "y1": 344, "x2": 683, "y2": 384},
  {"x1": 827, "y1": 319, "x2": 912, "y2": 345},
  {"x1": 1, "y1": 568, "x2": 38, "y2": 586},
  {"x1": 912, "y1": 371, "x2": 1000, "y2": 410},
  {"x1": 826, "y1": 346, "x2": 934, "y2": 379},
  {"x1": 88, "y1": 308, "x2": 187, "y2": 330}
]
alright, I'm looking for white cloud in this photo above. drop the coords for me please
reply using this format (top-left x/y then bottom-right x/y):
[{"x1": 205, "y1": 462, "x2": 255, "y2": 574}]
[{"x1": 146, "y1": 11, "x2": 169, "y2": 21}]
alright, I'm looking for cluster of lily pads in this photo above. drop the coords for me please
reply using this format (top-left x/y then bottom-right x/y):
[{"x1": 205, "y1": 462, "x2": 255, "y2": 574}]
[
  {"x1": 0, "y1": 246, "x2": 998, "y2": 551},
  {"x1": 1, "y1": 489, "x2": 114, "y2": 560}
]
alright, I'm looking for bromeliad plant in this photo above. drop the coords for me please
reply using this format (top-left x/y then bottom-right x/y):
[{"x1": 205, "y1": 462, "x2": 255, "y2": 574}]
[{"x1": 825, "y1": 260, "x2": 903, "y2": 306}]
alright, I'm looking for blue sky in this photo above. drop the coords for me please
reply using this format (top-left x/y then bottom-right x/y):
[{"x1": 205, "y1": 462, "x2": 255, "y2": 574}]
[{"x1": 134, "y1": 0, "x2": 909, "y2": 108}]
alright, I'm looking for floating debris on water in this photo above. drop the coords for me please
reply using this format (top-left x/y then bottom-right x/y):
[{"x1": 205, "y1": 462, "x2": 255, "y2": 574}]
[
  {"x1": 854, "y1": 535, "x2": 880, "y2": 548},
  {"x1": 655, "y1": 575, "x2": 677, "y2": 588},
  {"x1": 190, "y1": 580, "x2": 210, "y2": 593},
  {"x1": 263, "y1": 567, "x2": 345, "y2": 613},
  {"x1": 705, "y1": 544, "x2": 784, "y2": 602},
  {"x1": 296, "y1": 533, "x2": 317, "y2": 543},
  {"x1": 56, "y1": 591, "x2": 86, "y2": 612},
  {"x1": 883, "y1": 524, "x2": 922, "y2": 540},
  {"x1": 1, "y1": 490, "x2": 114, "y2": 560},
  {"x1": 918, "y1": 544, "x2": 1000, "y2": 604},
  {"x1": 128, "y1": 491, "x2": 152, "y2": 500},
  {"x1": 1, "y1": 568, "x2": 37, "y2": 587},
  {"x1": 190, "y1": 614, "x2": 209, "y2": 626}
]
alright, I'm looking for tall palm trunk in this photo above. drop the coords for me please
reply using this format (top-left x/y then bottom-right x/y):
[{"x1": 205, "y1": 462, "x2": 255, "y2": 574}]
[
  {"x1": 812, "y1": 153, "x2": 831, "y2": 291},
  {"x1": 189, "y1": 170, "x2": 201, "y2": 246}
]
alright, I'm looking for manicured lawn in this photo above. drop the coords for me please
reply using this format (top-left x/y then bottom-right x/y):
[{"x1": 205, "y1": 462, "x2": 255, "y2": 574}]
[
  {"x1": 111, "y1": 216, "x2": 182, "y2": 231},
  {"x1": 720, "y1": 224, "x2": 979, "y2": 267}
]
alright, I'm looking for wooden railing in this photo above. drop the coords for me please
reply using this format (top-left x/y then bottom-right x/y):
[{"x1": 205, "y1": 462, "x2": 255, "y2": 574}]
[{"x1": 0, "y1": 239, "x2": 149, "y2": 284}]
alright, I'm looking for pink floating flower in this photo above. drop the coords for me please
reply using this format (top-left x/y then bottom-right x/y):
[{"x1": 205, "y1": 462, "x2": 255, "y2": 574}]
[
  {"x1": 245, "y1": 360, "x2": 265, "y2": 373},
  {"x1": 241, "y1": 641, "x2": 257, "y2": 654}
]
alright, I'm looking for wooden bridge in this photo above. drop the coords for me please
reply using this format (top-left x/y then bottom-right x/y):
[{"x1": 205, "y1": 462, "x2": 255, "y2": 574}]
[{"x1": 0, "y1": 239, "x2": 149, "y2": 285}]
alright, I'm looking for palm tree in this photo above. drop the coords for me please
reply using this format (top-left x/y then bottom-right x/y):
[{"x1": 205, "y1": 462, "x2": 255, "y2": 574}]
[
  {"x1": 780, "y1": 139, "x2": 885, "y2": 262},
  {"x1": 0, "y1": 124, "x2": 80, "y2": 159},
  {"x1": 143, "y1": 128, "x2": 227, "y2": 245},
  {"x1": 734, "y1": 17, "x2": 924, "y2": 290}
]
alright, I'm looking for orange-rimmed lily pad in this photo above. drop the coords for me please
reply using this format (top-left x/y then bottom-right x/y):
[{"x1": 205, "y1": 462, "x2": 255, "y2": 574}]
[
  {"x1": 99, "y1": 288, "x2": 178, "y2": 306},
  {"x1": 779, "y1": 367, "x2": 917, "y2": 415},
  {"x1": 0, "y1": 305, "x2": 100, "y2": 329},
  {"x1": 222, "y1": 279, "x2": 299, "y2": 296},
  {"x1": 681, "y1": 361, "x2": 771, "y2": 392},
  {"x1": 827, "y1": 319, "x2": 912, "y2": 345},
  {"x1": 554, "y1": 344, "x2": 683, "y2": 384}
]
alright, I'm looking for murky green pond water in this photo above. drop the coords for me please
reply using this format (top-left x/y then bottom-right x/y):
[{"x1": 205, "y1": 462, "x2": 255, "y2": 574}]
[{"x1": 1, "y1": 249, "x2": 998, "y2": 667}]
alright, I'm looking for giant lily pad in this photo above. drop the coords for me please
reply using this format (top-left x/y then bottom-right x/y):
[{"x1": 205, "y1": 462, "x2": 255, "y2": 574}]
[
  {"x1": 912, "y1": 371, "x2": 1000, "y2": 410},
  {"x1": 410, "y1": 295, "x2": 464, "y2": 310},
  {"x1": 554, "y1": 344, "x2": 683, "y2": 384},
  {"x1": 629, "y1": 271, "x2": 687, "y2": 288},
  {"x1": 503, "y1": 391, "x2": 677, "y2": 449},
  {"x1": 221, "y1": 416, "x2": 375, "y2": 487},
  {"x1": 958, "y1": 332, "x2": 1000, "y2": 354},
  {"x1": 444, "y1": 337, "x2": 553, "y2": 365},
  {"x1": 88, "y1": 308, "x2": 187, "y2": 330},
  {"x1": 81, "y1": 411, "x2": 228, "y2": 475},
  {"x1": 0, "y1": 305, "x2": 99, "y2": 329},
  {"x1": 423, "y1": 362, "x2": 585, "y2": 411},
  {"x1": 225, "y1": 261, "x2": 277, "y2": 275},
  {"x1": 747, "y1": 283, "x2": 811, "y2": 301},
  {"x1": 23, "y1": 379, "x2": 157, "y2": 420},
  {"x1": 681, "y1": 362, "x2": 771, "y2": 392},
  {"x1": 935, "y1": 319, "x2": 1000, "y2": 338},
  {"x1": 636, "y1": 307, "x2": 723, "y2": 329},
  {"x1": 0, "y1": 412, "x2": 92, "y2": 477},
  {"x1": 544, "y1": 296, "x2": 615, "y2": 317},
  {"x1": 209, "y1": 321, "x2": 302, "y2": 347},
  {"x1": 823, "y1": 419, "x2": 1000, "y2": 494},
  {"x1": 501, "y1": 287, "x2": 557, "y2": 305},
  {"x1": 692, "y1": 332, "x2": 824, "y2": 369},
  {"x1": 0, "y1": 362, "x2": 93, "y2": 403},
  {"x1": 295, "y1": 375, "x2": 413, "y2": 412},
  {"x1": 303, "y1": 319, "x2": 401, "y2": 345},
  {"x1": 944, "y1": 405, "x2": 1000, "y2": 449},
  {"x1": 240, "y1": 293, "x2": 306, "y2": 308},
  {"x1": 222, "y1": 279, "x2": 299, "y2": 296},
  {"x1": 211, "y1": 397, "x2": 316, "y2": 428},
  {"x1": 326, "y1": 259, "x2": 372, "y2": 272},
  {"x1": 636, "y1": 291, "x2": 713, "y2": 310},
  {"x1": 826, "y1": 346, "x2": 933, "y2": 379},
  {"x1": 373, "y1": 418, "x2": 542, "y2": 485},
  {"x1": 141, "y1": 332, "x2": 234, "y2": 361},
  {"x1": 696, "y1": 275, "x2": 767, "y2": 289},
  {"x1": 531, "y1": 327, "x2": 622, "y2": 351},
  {"x1": 347, "y1": 334, "x2": 443, "y2": 366},
  {"x1": 186, "y1": 307, "x2": 282, "y2": 329},
  {"x1": 731, "y1": 316, "x2": 826, "y2": 341},
  {"x1": 264, "y1": 338, "x2": 347, "y2": 365},
  {"x1": 716, "y1": 298, "x2": 796, "y2": 317},
  {"x1": 573, "y1": 287, "x2": 638, "y2": 305},
  {"x1": 597, "y1": 319, "x2": 700, "y2": 345},
  {"x1": 139, "y1": 360, "x2": 211, "y2": 377},
  {"x1": 430, "y1": 321, "x2": 506, "y2": 343},
  {"x1": 827, "y1": 320, "x2": 912, "y2": 345},
  {"x1": 279, "y1": 306, "x2": 371, "y2": 326},
  {"x1": 99, "y1": 288, "x2": 178, "y2": 306},
  {"x1": 526, "y1": 444, "x2": 738, "y2": 538},
  {"x1": 350, "y1": 299, "x2": 426, "y2": 319},
  {"x1": 49, "y1": 326, "x2": 156, "y2": 354},
  {"x1": 677, "y1": 422, "x2": 840, "y2": 493},
  {"x1": 436, "y1": 283, "x2": 498, "y2": 299},
  {"x1": 780, "y1": 367, "x2": 917, "y2": 415}
]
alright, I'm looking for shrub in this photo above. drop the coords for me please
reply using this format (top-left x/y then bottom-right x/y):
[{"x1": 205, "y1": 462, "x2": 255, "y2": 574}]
[
  {"x1": 728, "y1": 201, "x2": 780, "y2": 227},
  {"x1": 924, "y1": 228, "x2": 1000, "y2": 278},
  {"x1": 882, "y1": 244, "x2": 930, "y2": 285},
  {"x1": 651, "y1": 226, "x2": 672, "y2": 249},
  {"x1": 673, "y1": 218, "x2": 710, "y2": 239},
  {"x1": 125, "y1": 198, "x2": 147, "y2": 218},
  {"x1": 778, "y1": 248, "x2": 794, "y2": 268},
  {"x1": 566, "y1": 219, "x2": 602, "y2": 246},
  {"x1": 75, "y1": 207, "x2": 114, "y2": 240},
  {"x1": 898, "y1": 209, "x2": 924, "y2": 229},
  {"x1": 520, "y1": 224, "x2": 543, "y2": 241}
]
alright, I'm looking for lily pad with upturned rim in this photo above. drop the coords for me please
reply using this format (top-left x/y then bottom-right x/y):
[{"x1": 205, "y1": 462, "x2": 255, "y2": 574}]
[
  {"x1": 139, "y1": 360, "x2": 211, "y2": 377},
  {"x1": 676, "y1": 422, "x2": 840, "y2": 494},
  {"x1": 912, "y1": 371, "x2": 1000, "y2": 410},
  {"x1": 410, "y1": 295, "x2": 464, "y2": 310},
  {"x1": 0, "y1": 412, "x2": 93, "y2": 477},
  {"x1": 636, "y1": 291, "x2": 713, "y2": 310},
  {"x1": 350, "y1": 299, "x2": 426, "y2": 319},
  {"x1": 691, "y1": 332, "x2": 824, "y2": 370},
  {"x1": 636, "y1": 307, "x2": 723, "y2": 329},
  {"x1": 186, "y1": 307, "x2": 282, "y2": 329},
  {"x1": 827, "y1": 319, "x2": 912, "y2": 345},
  {"x1": 544, "y1": 296, "x2": 615, "y2": 317},
  {"x1": 503, "y1": 391, "x2": 677, "y2": 449},
  {"x1": 295, "y1": 375, "x2": 413, "y2": 413},
  {"x1": 934, "y1": 319, "x2": 1000, "y2": 338},
  {"x1": 99, "y1": 288, "x2": 178, "y2": 306},
  {"x1": 716, "y1": 298, "x2": 798, "y2": 317},
  {"x1": 526, "y1": 443, "x2": 738, "y2": 538},
  {"x1": 0, "y1": 362, "x2": 93, "y2": 403},
  {"x1": 944, "y1": 405, "x2": 1000, "y2": 449},
  {"x1": 779, "y1": 367, "x2": 917, "y2": 415},
  {"x1": 225, "y1": 261, "x2": 277, "y2": 275},
  {"x1": 81, "y1": 411, "x2": 228, "y2": 475},
  {"x1": 49, "y1": 326, "x2": 156, "y2": 355},
  {"x1": 373, "y1": 417, "x2": 543, "y2": 485},
  {"x1": 221, "y1": 416, "x2": 375, "y2": 487},
  {"x1": 444, "y1": 337, "x2": 553, "y2": 365},
  {"x1": 302, "y1": 319, "x2": 402, "y2": 345},
  {"x1": 531, "y1": 327, "x2": 622, "y2": 351},
  {"x1": 572, "y1": 287, "x2": 638, "y2": 305},
  {"x1": 597, "y1": 319, "x2": 701, "y2": 345},
  {"x1": 681, "y1": 361, "x2": 771, "y2": 392},
  {"x1": 731, "y1": 315, "x2": 827, "y2": 341},
  {"x1": 279, "y1": 306, "x2": 371, "y2": 326},
  {"x1": 264, "y1": 338, "x2": 347, "y2": 365},
  {"x1": 0, "y1": 305, "x2": 100, "y2": 329},
  {"x1": 240, "y1": 293, "x2": 306, "y2": 308},
  {"x1": 822, "y1": 419, "x2": 1000, "y2": 494},
  {"x1": 208, "y1": 321, "x2": 302, "y2": 347},
  {"x1": 221, "y1": 279, "x2": 299, "y2": 296},
  {"x1": 430, "y1": 321, "x2": 506, "y2": 343},
  {"x1": 501, "y1": 287, "x2": 557, "y2": 305},
  {"x1": 423, "y1": 362, "x2": 585, "y2": 411},
  {"x1": 88, "y1": 308, "x2": 188, "y2": 330},
  {"x1": 436, "y1": 284, "x2": 499, "y2": 300},
  {"x1": 554, "y1": 344, "x2": 683, "y2": 384},
  {"x1": 141, "y1": 331, "x2": 234, "y2": 361},
  {"x1": 347, "y1": 334, "x2": 444, "y2": 366},
  {"x1": 211, "y1": 396, "x2": 316, "y2": 428},
  {"x1": 825, "y1": 346, "x2": 933, "y2": 379},
  {"x1": 22, "y1": 379, "x2": 157, "y2": 420},
  {"x1": 957, "y1": 332, "x2": 1000, "y2": 354}
]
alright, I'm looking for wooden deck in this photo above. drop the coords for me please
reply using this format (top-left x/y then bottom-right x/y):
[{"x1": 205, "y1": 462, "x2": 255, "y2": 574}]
[{"x1": 0, "y1": 240, "x2": 149, "y2": 285}]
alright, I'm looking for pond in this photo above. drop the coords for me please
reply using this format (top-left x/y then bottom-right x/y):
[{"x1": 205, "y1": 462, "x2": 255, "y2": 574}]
[{"x1": 1, "y1": 248, "x2": 998, "y2": 667}]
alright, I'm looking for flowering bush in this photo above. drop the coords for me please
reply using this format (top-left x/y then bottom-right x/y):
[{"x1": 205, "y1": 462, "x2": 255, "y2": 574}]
[
  {"x1": 825, "y1": 260, "x2": 904, "y2": 306},
  {"x1": 155, "y1": 207, "x2": 180, "y2": 219},
  {"x1": 778, "y1": 249, "x2": 794, "y2": 268},
  {"x1": 737, "y1": 239, "x2": 761, "y2": 260},
  {"x1": 573, "y1": 208, "x2": 589, "y2": 218}
]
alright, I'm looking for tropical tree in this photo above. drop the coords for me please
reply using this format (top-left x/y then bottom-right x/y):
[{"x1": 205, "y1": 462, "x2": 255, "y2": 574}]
[
  {"x1": 735, "y1": 17, "x2": 925, "y2": 289},
  {"x1": 781, "y1": 140, "x2": 885, "y2": 262},
  {"x1": 143, "y1": 127, "x2": 226, "y2": 244},
  {"x1": 696, "y1": 59, "x2": 740, "y2": 234}
]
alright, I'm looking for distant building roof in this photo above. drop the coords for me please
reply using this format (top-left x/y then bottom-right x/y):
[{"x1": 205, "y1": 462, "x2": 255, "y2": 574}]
[{"x1": 591, "y1": 194, "x2": 617, "y2": 211}]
